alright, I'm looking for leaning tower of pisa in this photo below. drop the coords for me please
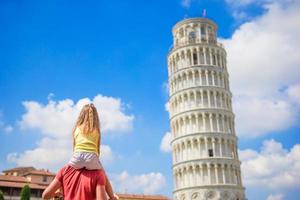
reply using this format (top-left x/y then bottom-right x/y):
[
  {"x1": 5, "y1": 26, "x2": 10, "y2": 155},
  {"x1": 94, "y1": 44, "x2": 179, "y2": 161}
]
[{"x1": 167, "y1": 18, "x2": 246, "y2": 200}]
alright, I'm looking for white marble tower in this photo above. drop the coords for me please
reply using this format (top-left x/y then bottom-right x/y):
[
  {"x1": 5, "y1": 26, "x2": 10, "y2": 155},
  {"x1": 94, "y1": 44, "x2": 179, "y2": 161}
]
[{"x1": 167, "y1": 18, "x2": 246, "y2": 200}]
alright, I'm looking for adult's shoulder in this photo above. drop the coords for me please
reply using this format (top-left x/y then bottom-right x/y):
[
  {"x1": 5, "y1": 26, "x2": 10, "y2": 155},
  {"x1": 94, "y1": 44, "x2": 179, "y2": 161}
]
[
  {"x1": 56, "y1": 165, "x2": 75, "y2": 179},
  {"x1": 60, "y1": 165, "x2": 73, "y2": 172},
  {"x1": 55, "y1": 165, "x2": 67, "y2": 183}
]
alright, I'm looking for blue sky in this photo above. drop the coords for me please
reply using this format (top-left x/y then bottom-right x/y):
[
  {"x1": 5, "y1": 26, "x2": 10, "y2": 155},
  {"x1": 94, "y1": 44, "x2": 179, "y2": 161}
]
[{"x1": 1, "y1": 0, "x2": 300, "y2": 200}]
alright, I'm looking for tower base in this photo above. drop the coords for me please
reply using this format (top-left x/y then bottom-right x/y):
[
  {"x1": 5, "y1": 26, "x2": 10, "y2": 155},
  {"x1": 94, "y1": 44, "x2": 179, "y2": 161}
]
[{"x1": 174, "y1": 186, "x2": 246, "y2": 200}]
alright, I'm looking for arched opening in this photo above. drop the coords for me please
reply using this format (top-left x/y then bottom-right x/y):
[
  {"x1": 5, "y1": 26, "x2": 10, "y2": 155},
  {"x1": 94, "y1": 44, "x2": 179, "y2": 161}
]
[{"x1": 189, "y1": 31, "x2": 196, "y2": 43}]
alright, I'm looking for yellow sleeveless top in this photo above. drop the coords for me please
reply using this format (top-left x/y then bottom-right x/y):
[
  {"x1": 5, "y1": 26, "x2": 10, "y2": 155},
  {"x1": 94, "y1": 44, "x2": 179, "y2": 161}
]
[{"x1": 74, "y1": 127, "x2": 99, "y2": 156}]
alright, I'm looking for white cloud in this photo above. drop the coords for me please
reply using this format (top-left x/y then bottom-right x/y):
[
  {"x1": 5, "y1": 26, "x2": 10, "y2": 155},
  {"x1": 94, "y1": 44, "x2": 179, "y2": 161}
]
[
  {"x1": 223, "y1": 1, "x2": 300, "y2": 97},
  {"x1": 100, "y1": 144, "x2": 115, "y2": 164},
  {"x1": 226, "y1": 0, "x2": 296, "y2": 9},
  {"x1": 225, "y1": 0, "x2": 299, "y2": 24},
  {"x1": 7, "y1": 94, "x2": 133, "y2": 171},
  {"x1": 233, "y1": 97, "x2": 295, "y2": 137},
  {"x1": 3, "y1": 125, "x2": 13, "y2": 133},
  {"x1": 238, "y1": 149, "x2": 258, "y2": 161},
  {"x1": 164, "y1": 102, "x2": 170, "y2": 112},
  {"x1": 232, "y1": 10, "x2": 249, "y2": 21},
  {"x1": 220, "y1": 0, "x2": 300, "y2": 137},
  {"x1": 160, "y1": 132, "x2": 172, "y2": 152},
  {"x1": 0, "y1": 111, "x2": 14, "y2": 134},
  {"x1": 7, "y1": 137, "x2": 71, "y2": 171},
  {"x1": 240, "y1": 139, "x2": 300, "y2": 190},
  {"x1": 226, "y1": 0, "x2": 258, "y2": 7},
  {"x1": 7, "y1": 137, "x2": 115, "y2": 172},
  {"x1": 287, "y1": 83, "x2": 300, "y2": 105},
  {"x1": 266, "y1": 194, "x2": 284, "y2": 200},
  {"x1": 111, "y1": 171, "x2": 166, "y2": 194},
  {"x1": 181, "y1": 0, "x2": 192, "y2": 8},
  {"x1": 162, "y1": 81, "x2": 169, "y2": 97},
  {"x1": 20, "y1": 94, "x2": 134, "y2": 136}
]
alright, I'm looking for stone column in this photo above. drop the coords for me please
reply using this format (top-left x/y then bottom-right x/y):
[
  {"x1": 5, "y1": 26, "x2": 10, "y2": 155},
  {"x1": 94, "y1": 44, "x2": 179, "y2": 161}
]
[
  {"x1": 184, "y1": 117, "x2": 188, "y2": 135},
  {"x1": 199, "y1": 70, "x2": 202, "y2": 85},
  {"x1": 214, "y1": 91, "x2": 217, "y2": 108},
  {"x1": 205, "y1": 70, "x2": 209, "y2": 85},
  {"x1": 200, "y1": 90, "x2": 203, "y2": 107},
  {"x1": 205, "y1": 25, "x2": 209, "y2": 42},
  {"x1": 224, "y1": 140, "x2": 228, "y2": 157},
  {"x1": 212, "y1": 139, "x2": 216, "y2": 157},
  {"x1": 196, "y1": 48, "x2": 199, "y2": 63},
  {"x1": 222, "y1": 165, "x2": 226, "y2": 184},
  {"x1": 228, "y1": 166, "x2": 232, "y2": 184},
  {"x1": 188, "y1": 168, "x2": 192, "y2": 187},
  {"x1": 215, "y1": 164, "x2": 219, "y2": 184},
  {"x1": 200, "y1": 165, "x2": 203, "y2": 185},
  {"x1": 179, "y1": 171, "x2": 182, "y2": 188},
  {"x1": 203, "y1": 113, "x2": 206, "y2": 131},
  {"x1": 220, "y1": 93, "x2": 224, "y2": 109},
  {"x1": 192, "y1": 166, "x2": 196, "y2": 186},
  {"x1": 208, "y1": 164, "x2": 211, "y2": 184},
  {"x1": 209, "y1": 114, "x2": 213, "y2": 132},
  {"x1": 209, "y1": 49, "x2": 213, "y2": 65},
  {"x1": 173, "y1": 147, "x2": 176, "y2": 163},
  {"x1": 175, "y1": 171, "x2": 178, "y2": 189},
  {"x1": 185, "y1": 169, "x2": 188, "y2": 187},
  {"x1": 205, "y1": 137, "x2": 208, "y2": 157},
  {"x1": 216, "y1": 115, "x2": 220, "y2": 132},
  {"x1": 219, "y1": 139, "x2": 223, "y2": 157},
  {"x1": 204, "y1": 48, "x2": 207, "y2": 65},
  {"x1": 208, "y1": 91, "x2": 211, "y2": 107},
  {"x1": 239, "y1": 169, "x2": 243, "y2": 186},
  {"x1": 220, "y1": 114, "x2": 224, "y2": 132},
  {"x1": 212, "y1": 71, "x2": 215, "y2": 86},
  {"x1": 195, "y1": 115, "x2": 199, "y2": 132},
  {"x1": 199, "y1": 139, "x2": 203, "y2": 157},
  {"x1": 191, "y1": 50, "x2": 195, "y2": 66}
]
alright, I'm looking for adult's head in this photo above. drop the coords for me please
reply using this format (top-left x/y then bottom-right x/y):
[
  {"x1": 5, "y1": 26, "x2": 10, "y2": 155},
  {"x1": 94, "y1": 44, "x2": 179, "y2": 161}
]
[{"x1": 42, "y1": 165, "x2": 107, "y2": 200}]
